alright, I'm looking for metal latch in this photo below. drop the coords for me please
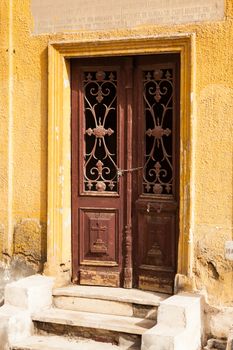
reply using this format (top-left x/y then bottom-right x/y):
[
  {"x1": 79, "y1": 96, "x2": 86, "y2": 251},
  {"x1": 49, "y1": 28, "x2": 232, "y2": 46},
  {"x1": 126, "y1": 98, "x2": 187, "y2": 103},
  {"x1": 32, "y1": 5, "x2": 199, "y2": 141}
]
[{"x1": 117, "y1": 166, "x2": 143, "y2": 180}]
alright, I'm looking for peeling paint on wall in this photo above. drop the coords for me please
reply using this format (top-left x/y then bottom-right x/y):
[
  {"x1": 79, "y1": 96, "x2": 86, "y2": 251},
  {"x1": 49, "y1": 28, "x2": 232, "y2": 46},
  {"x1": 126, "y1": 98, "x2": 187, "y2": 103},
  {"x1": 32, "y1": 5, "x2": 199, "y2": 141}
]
[
  {"x1": 194, "y1": 229, "x2": 233, "y2": 305},
  {"x1": 14, "y1": 219, "x2": 46, "y2": 265},
  {"x1": 0, "y1": 225, "x2": 4, "y2": 257}
]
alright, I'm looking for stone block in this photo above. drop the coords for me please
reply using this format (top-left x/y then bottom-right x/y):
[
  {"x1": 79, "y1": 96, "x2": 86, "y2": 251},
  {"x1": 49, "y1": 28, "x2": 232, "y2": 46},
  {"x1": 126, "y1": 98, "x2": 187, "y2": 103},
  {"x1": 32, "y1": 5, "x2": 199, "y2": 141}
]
[
  {"x1": 210, "y1": 307, "x2": 233, "y2": 339},
  {"x1": 142, "y1": 294, "x2": 203, "y2": 350},
  {"x1": 4, "y1": 274, "x2": 54, "y2": 312},
  {"x1": 142, "y1": 325, "x2": 184, "y2": 350},
  {"x1": 142, "y1": 324, "x2": 203, "y2": 350},
  {"x1": 0, "y1": 305, "x2": 33, "y2": 348},
  {"x1": 158, "y1": 294, "x2": 202, "y2": 329}
]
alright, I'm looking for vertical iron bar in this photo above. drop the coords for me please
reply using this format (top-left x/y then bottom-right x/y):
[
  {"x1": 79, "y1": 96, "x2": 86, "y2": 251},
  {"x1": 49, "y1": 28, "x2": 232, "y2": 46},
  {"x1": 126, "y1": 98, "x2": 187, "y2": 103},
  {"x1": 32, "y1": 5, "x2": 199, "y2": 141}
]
[{"x1": 124, "y1": 58, "x2": 133, "y2": 288}]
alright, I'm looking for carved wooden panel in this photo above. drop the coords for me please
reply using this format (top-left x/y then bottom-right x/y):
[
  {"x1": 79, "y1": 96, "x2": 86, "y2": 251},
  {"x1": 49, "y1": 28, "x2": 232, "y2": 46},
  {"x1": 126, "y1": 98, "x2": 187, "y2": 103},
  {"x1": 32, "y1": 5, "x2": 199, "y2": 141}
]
[
  {"x1": 138, "y1": 203, "x2": 176, "y2": 269},
  {"x1": 79, "y1": 209, "x2": 118, "y2": 265},
  {"x1": 135, "y1": 199, "x2": 178, "y2": 293},
  {"x1": 138, "y1": 210, "x2": 175, "y2": 269}
]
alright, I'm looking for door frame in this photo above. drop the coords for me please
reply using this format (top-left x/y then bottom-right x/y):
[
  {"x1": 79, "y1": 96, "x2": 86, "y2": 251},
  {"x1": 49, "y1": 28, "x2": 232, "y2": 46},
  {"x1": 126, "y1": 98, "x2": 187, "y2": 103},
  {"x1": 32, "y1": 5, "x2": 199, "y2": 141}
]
[{"x1": 45, "y1": 35, "x2": 196, "y2": 289}]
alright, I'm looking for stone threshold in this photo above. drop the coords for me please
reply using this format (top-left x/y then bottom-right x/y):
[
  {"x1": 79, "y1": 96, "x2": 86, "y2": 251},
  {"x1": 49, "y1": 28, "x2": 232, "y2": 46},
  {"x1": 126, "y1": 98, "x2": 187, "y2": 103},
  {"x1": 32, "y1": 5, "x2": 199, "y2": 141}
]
[{"x1": 53, "y1": 285, "x2": 168, "y2": 306}]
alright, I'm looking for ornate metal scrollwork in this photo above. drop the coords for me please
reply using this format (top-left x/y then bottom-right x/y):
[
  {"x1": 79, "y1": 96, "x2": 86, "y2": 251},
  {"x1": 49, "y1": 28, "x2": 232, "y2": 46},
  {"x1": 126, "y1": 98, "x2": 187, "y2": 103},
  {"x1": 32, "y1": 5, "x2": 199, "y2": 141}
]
[
  {"x1": 83, "y1": 71, "x2": 118, "y2": 193},
  {"x1": 143, "y1": 68, "x2": 174, "y2": 195}
]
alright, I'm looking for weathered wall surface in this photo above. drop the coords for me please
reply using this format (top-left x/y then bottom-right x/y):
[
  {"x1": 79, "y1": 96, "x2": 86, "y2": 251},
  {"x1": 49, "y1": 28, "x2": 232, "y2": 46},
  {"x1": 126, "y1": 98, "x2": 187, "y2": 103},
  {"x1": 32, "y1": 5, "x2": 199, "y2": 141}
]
[
  {"x1": 0, "y1": 0, "x2": 48, "y2": 276},
  {"x1": 0, "y1": 0, "x2": 232, "y2": 307},
  {"x1": 31, "y1": 0, "x2": 225, "y2": 33}
]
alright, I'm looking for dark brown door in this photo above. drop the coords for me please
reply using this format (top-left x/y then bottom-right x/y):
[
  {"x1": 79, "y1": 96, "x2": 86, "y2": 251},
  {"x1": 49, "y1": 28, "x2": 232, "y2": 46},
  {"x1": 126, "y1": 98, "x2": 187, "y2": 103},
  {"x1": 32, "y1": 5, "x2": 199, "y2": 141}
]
[
  {"x1": 71, "y1": 54, "x2": 180, "y2": 293},
  {"x1": 132, "y1": 55, "x2": 180, "y2": 294}
]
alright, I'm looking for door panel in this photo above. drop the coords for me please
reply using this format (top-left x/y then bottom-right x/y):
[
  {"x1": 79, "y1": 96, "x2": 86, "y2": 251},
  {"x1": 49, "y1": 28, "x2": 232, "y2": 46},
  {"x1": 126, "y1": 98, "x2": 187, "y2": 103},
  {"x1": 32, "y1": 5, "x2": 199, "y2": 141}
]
[
  {"x1": 72, "y1": 58, "x2": 127, "y2": 287},
  {"x1": 133, "y1": 55, "x2": 180, "y2": 293},
  {"x1": 135, "y1": 200, "x2": 178, "y2": 293},
  {"x1": 72, "y1": 55, "x2": 180, "y2": 293},
  {"x1": 79, "y1": 208, "x2": 118, "y2": 262}
]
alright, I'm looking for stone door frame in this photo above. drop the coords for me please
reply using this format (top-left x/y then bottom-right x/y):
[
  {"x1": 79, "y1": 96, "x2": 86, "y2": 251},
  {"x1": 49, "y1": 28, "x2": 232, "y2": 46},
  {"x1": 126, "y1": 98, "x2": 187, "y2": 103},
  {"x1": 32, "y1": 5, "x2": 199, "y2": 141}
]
[{"x1": 45, "y1": 35, "x2": 196, "y2": 287}]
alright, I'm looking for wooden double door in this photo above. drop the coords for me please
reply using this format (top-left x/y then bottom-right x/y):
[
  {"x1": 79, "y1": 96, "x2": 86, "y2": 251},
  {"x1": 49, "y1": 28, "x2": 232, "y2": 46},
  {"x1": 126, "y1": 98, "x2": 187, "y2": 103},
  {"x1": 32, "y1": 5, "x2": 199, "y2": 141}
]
[{"x1": 71, "y1": 54, "x2": 180, "y2": 294}]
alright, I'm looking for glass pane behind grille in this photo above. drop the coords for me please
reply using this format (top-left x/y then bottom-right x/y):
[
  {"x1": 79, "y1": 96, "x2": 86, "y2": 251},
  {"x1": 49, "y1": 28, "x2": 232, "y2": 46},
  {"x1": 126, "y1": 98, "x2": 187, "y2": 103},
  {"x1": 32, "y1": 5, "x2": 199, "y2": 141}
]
[
  {"x1": 143, "y1": 68, "x2": 174, "y2": 195},
  {"x1": 83, "y1": 70, "x2": 118, "y2": 193}
]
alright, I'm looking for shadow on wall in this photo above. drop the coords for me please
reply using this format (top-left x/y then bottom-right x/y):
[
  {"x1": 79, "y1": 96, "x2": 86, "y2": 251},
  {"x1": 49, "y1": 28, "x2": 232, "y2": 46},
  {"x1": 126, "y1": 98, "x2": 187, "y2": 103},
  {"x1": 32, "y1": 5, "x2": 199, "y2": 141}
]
[{"x1": 0, "y1": 256, "x2": 36, "y2": 306}]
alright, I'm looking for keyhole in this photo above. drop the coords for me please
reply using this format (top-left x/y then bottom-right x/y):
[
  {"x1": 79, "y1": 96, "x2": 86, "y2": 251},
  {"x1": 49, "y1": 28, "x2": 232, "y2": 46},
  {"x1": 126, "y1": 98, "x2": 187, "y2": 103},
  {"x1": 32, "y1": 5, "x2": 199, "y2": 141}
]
[{"x1": 157, "y1": 204, "x2": 162, "y2": 213}]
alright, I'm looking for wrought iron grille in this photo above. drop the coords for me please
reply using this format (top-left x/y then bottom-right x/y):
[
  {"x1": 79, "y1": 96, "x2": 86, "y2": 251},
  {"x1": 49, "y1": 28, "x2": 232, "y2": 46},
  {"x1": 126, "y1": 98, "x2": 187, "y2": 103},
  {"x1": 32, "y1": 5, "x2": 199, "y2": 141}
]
[
  {"x1": 83, "y1": 70, "x2": 118, "y2": 193},
  {"x1": 143, "y1": 68, "x2": 174, "y2": 195}
]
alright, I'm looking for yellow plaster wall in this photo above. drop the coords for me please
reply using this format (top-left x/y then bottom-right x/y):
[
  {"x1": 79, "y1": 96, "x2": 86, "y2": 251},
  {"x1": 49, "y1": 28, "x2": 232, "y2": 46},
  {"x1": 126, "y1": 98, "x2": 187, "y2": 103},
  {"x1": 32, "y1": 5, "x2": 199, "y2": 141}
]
[
  {"x1": 0, "y1": 0, "x2": 12, "y2": 255},
  {"x1": 0, "y1": 0, "x2": 232, "y2": 305}
]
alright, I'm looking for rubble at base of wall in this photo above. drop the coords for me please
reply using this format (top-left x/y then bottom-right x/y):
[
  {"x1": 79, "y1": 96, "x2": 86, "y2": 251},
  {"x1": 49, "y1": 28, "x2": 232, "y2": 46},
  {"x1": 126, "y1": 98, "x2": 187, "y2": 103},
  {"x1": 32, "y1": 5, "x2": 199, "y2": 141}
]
[
  {"x1": 204, "y1": 338, "x2": 227, "y2": 350},
  {"x1": 226, "y1": 328, "x2": 233, "y2": 350}
]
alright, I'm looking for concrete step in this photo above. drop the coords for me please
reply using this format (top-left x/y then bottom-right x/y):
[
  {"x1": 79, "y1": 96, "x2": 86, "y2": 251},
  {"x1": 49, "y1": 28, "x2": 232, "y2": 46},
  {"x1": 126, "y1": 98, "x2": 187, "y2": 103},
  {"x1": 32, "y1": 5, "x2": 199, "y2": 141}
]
[
  {"x1": 53, "y1": 285, "x2": 167, "y2": 320},
  {"x1": 11, "y1": 335, "x2": 119, "y2": 350}
]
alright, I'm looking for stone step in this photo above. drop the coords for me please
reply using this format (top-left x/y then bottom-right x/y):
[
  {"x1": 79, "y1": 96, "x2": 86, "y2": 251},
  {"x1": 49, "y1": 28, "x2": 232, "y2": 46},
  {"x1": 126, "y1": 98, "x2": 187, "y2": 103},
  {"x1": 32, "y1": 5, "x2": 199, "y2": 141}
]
[
  {"x1": 32, "y1": 307, "x2": 155, "y2": 335},
  {"x1": 53, "y1": 285, "x2": 166, "y2": 305},
  {"x1": 32, "y1": 307, "x2": 154, "y2": 348},
  {"x1": 11, "y1": 335, "x2": 119, "y2": 350},
  {"x1": 53, "y1": 285, "x2": 167, "y2": 320}
]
